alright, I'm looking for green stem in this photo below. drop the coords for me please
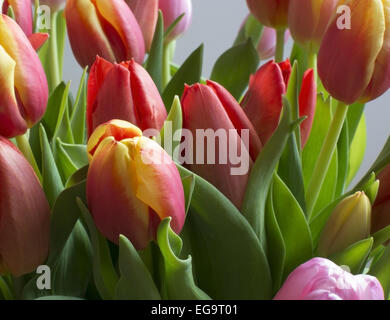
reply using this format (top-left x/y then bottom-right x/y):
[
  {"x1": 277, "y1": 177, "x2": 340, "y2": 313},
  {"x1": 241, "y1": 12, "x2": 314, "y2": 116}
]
[
  {"x1": 15, "y1": 133, "x2": 42, "y2": 184},
  {"x1": 306, "y1": 101, "x2": 348, "y2": 218},
  {"x1": 162, "y1": 41, "x2": 175, "y2": 88},
  {"x1": 48, "y1": 11, "x2": 60, "y2": 91},
  {"x1": 275, "y1": 29, "x2": 285, "y2": 63},
  {"x1": 307, "y1": 51, "x2": 318, "y2": 86},
  {"x1": 0, "y1": 276, "x2": 13, "y2": 300}
]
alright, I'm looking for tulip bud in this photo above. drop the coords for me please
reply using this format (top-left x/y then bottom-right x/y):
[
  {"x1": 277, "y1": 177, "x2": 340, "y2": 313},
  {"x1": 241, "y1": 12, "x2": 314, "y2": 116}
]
[
  {"x1": 126, "y1": 0, "x2": 158, "y2": 52},
  {"x1": 246, "y1": 0, "x2": 289, "y2": 30},
  {"x1": 2, "y1": 0, "x2": 32, "y2": 36},
  {"x1": 274, "y1": 258, "x2": 384, "y2": 300},
  {"x1": 318, "y1": 192, "x2": 371, "y2": 257},
  {"x1": 65, "y1": 0, "x2": 145, "y2": 68},
  {"x1": 318, "y1": 0, "x2": 390, "y2": 104},
  {"x1": 181, "y1": 81, "x2": 262, "y2": 209},
  {"x1": 159, "y1": 0, "x2": 192, "y2": 42},
  {"x1": 241, "y1": 60, "x2": 316, "y2": 147},
  {"x1": 87, "y1": 120, "x2": 185, "y2": 249},
  {"x1": 0, "y1": 137, "x2": 50, "y2": 276},
  {"x1": 0, "y1": 14, "x2": 48, "y2": 138},
  {"x1": 372, "y1": 165, "x2": 390, "y2": 234},
  {"x1": 288, "y1": 0, "x2": 339, "y2": 52},
  {"x1": 87, "y1": 56, "x2": 167, "y2": 137},
  {"x1": 38, "y1": 0, "x2": 66, "y2": 11},
  {"x1": 257, "y1": 27, "x2": 290, "y2": 60}
]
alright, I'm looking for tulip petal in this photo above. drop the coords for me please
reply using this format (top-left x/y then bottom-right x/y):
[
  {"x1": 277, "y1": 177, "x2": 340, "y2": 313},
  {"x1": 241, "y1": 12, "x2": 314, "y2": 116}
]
[
  {"x1": 28, "y1": 32, "x2": 49, "y2": 51},
  {"x1": 0, "y1": 137, "x2": 50, "y2": 276},
  {"x1": 2, "y1": 0, "x2": 33, "y2": 36}
]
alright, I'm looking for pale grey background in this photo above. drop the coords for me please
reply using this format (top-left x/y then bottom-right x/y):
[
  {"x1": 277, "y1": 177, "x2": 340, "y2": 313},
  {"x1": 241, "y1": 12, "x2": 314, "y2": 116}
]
[{"x1": 63, "y1": 0, "x2": 390, "y2": 185}]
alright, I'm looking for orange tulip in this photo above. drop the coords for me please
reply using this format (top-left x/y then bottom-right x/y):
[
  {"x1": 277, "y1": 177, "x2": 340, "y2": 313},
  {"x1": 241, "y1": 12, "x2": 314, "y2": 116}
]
[{"x1": 246, "y1": 0, "x2": 290, "y2": 29}]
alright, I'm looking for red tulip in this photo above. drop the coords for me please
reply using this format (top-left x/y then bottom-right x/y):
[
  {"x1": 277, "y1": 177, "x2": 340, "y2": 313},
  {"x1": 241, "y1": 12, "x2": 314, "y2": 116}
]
[
  {"x1": 241, "y1": 60, "x2": 316, "y2": 147},
  {"x1": 87, "y1": 120, "x2": 185, "y2": 249},
  {"x1": 0, "y1": 14, "x2": 48, "y2": 138},
  {"x1": 181, "y1": 81, "x2": 262, "y2": 209},
  {"x1": 0, "y1": 137, "x2": 50, "y2": 276},
  {"x1": 126, "y1": 0, "x2": 158, "y2": 52},
  {"x1": 87, "y1": 56, "x2": 167, "y2": 137},
  {"x1": 159, "y1": 0, "x2": 192, "y2": 42},
  {"x1": 65, "y1": 0, "x2": 145, "y2": 68},
  {"x1": 372, "y1": 164, "x2": 390, "y2": 234}
]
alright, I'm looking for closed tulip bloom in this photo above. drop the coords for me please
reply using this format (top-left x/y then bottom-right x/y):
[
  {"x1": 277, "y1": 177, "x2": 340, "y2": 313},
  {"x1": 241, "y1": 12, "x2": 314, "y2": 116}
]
[
  {"x1": 246, "y1": 0, "x2": 290, "y2": 29},
  {"x1": 159, "y1": 0, "x2": 192, "y2": 42},
  {"x1": 87, "y1": 120, "x2": 185, "y2": 249},
  {"x1": 274, "y1": 258, "x2": 384, "y2": 300},
  {"x1": 87, "y1": 56, "x2": 167, "y2": 137},
  {"x1": 257, "y1": 27, "x2": 290, "y2": 60},
  {"x1": 2, "y1": 0, "x2": 32, "y2": 36},
  {"x1": 0, "y1": 137, "x2": 50, "y2": 276},
  {"x1": 288, "y1": 0, "x2": 339, "y2": 52},
  {"x1": 318, "y1": 0, "x2": 390, "y2": 104},
  {"x1": 0, "y1": 14, "x2": 48, "y2": 138},
  {"x1": 372, "y1": 165, "x2": 390, "y2": 233},
  {"x1": 241, "y1": 60, "x2": 316, "y2": 147},
  {"x1": 65, "y1": 0, "x2": 145, "y2": 68},
  {"x1": 181, "y1": 81, "x2": 262, "y2": 209},
  {"x1": 318, "y1": 192, "x2": 371, "y2": 257},
  {"x1": 126, "y1": 0, "x2": 158, "y2": 52}
]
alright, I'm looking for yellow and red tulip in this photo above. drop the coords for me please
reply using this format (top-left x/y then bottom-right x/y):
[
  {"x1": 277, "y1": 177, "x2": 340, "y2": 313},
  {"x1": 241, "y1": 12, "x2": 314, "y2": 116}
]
[
  {"x1": 87, "y1": 56, "x2": 167, "y2": 137},
  {"x1": 318, "y1": 0, "x2": 390, "y2": 104},
  {"x1": 246, "y1": 0, "x2": 290, "y2": 30},
  {"x1": 86, "y1": 120, "x2": 186, "y2": 249},
  {"x1": 318, "y1": 192, "x2": 371, "y2": 257},
  {"x1": 241, "y1": 60, "x2": 316, "y2": 147},
  {"x1": 126, "y1": 0, "x2": 158, "y2": 52},
  {"x1": 65, "y1": 0, "x2": 145, "y2": 68},
  {"x1": 0, "y1": 137, "x2": 50, "y2": 276},
  {"x1": 181, "y1": 81, "x2": 262, "y2": 209},
  {"x1": 288, "y1": 0, "x2": 339, "y2": 52},
  {"x1": 0, "y1": 14, "x2": 48, "y2": 138}
]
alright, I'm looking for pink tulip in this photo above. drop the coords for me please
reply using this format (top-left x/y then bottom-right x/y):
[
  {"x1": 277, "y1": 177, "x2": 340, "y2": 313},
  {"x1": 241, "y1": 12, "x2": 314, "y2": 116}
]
[
  {"x1": 87, "y1": 120, "x2": 185, "y2": 249},
  {"x1": 257, "y1": 27, "x2": 290, "y2": 61},
  {"x1": 241, "y1": 60, "x2": 316, "y2": 147},
  {"x1": 87, "y1": 56, "x2": 167, "y2": 137},
  {"x1": 2, "y1": 0, "x2": 32, "y2": 36},
  {"x1": 0, "y1": 137, "x2": 50, "y2": 276},
  {"x1": 181, "y1": 81, "x2": 262, "y2": 209},
  {"x1": 274, "y1": 258, "x2": 384, "y2": 300},
  {"x1": 158, "y1": 0, "x2": 192, "y2": 42},
  {"x1": 65, "y1": 0, "x2": 145, "y2": 68},
  {"x1": 0, "y1": 14, "x2": 48, "y2": 138},
  {"x1": 126, "y1": 0, "x2": 158, "y2": 52}
]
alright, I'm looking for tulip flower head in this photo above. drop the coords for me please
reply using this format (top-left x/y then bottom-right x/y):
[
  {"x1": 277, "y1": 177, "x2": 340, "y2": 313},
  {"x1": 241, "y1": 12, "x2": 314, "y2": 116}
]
[
  {"x1": 257, "y1": 26, "x2": 290, "y2": 60},
  {"x1": 87, "y1": 56, "x2": 167, "y2": 137},
  {"x1": 87, "y1": 120, "x2": 185, "y2": 249},
  {"x1": 241, "y1": 60, "x2": 316, "y2": 147},
  {"x1": 288, "y1": 0, "x2": 339, "y2": 52},
  {"x1": 159, "y1": 0, "x2": 192, "y2": 42},
  {"x1": 318, "y1": 192, "x2": 371, "y2": 257},
  {"x1": 2, "y1": 0, "x2": 32, "y2": 36},
  {"x1": 246, "y1": 0, "x2": 290, "y2": 30},
  {"x1": 65, "y1": 0, "x2": 145, "y2": 67},
  {"x1": 181, "y1": 81, "x2": 262, "y2": 209},
  {"x1": 0, "y1": 137, "x2": 50, "y2": 276},
  {"x1": 0, "y1": 14, "x2": 48, "y2": 138},
  {"x1": 274, "y1": 258, "x2": 384, "y2": 300},
  {"x1": 318, "y1": 0, "x2": 390, "y2": 104}
]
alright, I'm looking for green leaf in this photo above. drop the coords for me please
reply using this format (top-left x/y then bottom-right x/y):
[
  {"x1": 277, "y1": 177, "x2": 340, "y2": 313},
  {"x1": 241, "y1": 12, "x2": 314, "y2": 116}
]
[
  {"x1": 39, "y1": 124, "x2": 64, "y2": 206},
  {"x1": 164, "y1": 13, "x2": 184, "y2": 40},
  {"x1": 77, "y1": 198, "x2": 118, "y2": 300},
  {"x1": 372, "y1": 225, "x2": 390, "y2": 250},
  {"x1": 146, "y1": 11, "x2": 164, "y2": 92},
  {"x1": 52, "y1": 221, "x2": 92, "y2": 297},
  {"x1": 157, "y1": 218, "x2": 210, "y2": 300},
  {"x1": 335, "y1": 119, "x2": 349, "y2": 196},
  {"x1": 56, "y1": 10, "x2": 66, "y2": 78},
  {"x1": 181, "y1": 174, "x2": 195, "y2": 215},
  {"x1": 52, "y1": 82, "x2": 74, "y2": 145},
  {"x1": 369, "y1": 244, "x2": 390, "y2": 299},
  {"x1": 35, "y1": 296, "x2": 84, "y2": 300},
  {"x1": 272, "y1": 174, "x2": 313, "y2": 279},
  {"x1": 177, "y1": 165, "x2": 272, "y2": 299},
  {"x1": 347, "y1": 115, "x2": 366, "y2": 186},
  {"x1": 162, "y1": 45, "x2": 203, "y2": 109},
  {"x1": 290, "y1": 42, "x2": 307, "y2": 86},
  {"x1": 115, "y1": 235, "x2": 161, "y2": 300},
  {"x1": 265, "y1": 184, "x2": 286, "y2": 293},
  {"x1": 346, "y1": 103, "x2": 365, "y2": 147},
  {"x1": 241, "y1": 97, "x2": 301, "y2": 246},
  {"x1": 233, "y1": 14, "x2": 263, "y2": 48},
  {"x1": 158, "y1": 95, "x2": 182, "y2": 161},
  {"x1": 330, "y1": 238, "x2": 373, "y2": 274},
  {"x1": 70, "y1": 67, "x2": 88, "y2": 144},
  {"x1": 210, "y1": 40, "x2": 259, "y2": 100}
]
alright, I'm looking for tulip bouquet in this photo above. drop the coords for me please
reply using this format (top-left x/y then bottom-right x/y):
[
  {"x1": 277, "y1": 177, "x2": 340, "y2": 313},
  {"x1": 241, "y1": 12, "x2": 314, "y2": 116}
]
[{"x1": 1, "y1": 0, "x2": 390, "y2": 302}]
